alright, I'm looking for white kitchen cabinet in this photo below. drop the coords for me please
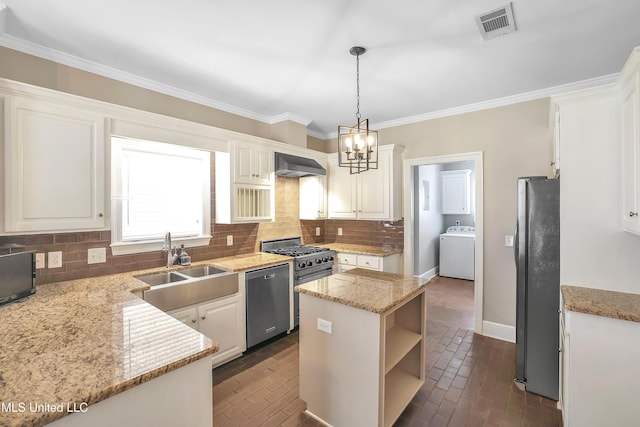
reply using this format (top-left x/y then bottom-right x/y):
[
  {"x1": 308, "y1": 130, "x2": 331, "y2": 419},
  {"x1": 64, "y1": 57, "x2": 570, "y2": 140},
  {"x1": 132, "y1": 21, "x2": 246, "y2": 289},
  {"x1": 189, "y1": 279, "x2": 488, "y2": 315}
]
[
  {"x1": 336, "y1": 252, "x2": 401, "y2": 274},
  {"x1": 215, "y1": 141, "x2": 274, "y2": 224},
  {"x1": 198, "y1": 295, "x2": 244, "y2": 366},
  {"x1": 328, "y1": 144, "x2": 404, "y2": 220},
  {"x1": 168, "y1": 306, "x2": 198, "y2": 329},
  {"x1": 299, "y1": 174, "x2": 328, "y2": 219},
  {"x1": 561, "y1": 309, "x2": 640, "y2": 427},
  {"x1": 621, "y1": 56, "x2": 640, "y2": 235},
  {"x1": 167, "y1": 293, "x2": 245, "y2": 368},
  {"x1": 440, "y1": 170, "x2": 471, "y2": 215},
  {"x1": 233, "y1": 141, "x2": 273, "y2": 185},
  {"x1": 4, "y1": 96, "x2": 106, "y2": 233}
]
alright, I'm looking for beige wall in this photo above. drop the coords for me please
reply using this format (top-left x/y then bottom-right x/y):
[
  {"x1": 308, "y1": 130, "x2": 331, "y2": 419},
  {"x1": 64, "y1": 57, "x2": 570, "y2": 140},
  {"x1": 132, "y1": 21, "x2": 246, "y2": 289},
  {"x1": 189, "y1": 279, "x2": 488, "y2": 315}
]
[{"x1": 378, "y1": 99, "x2": 554, "y2": 326}]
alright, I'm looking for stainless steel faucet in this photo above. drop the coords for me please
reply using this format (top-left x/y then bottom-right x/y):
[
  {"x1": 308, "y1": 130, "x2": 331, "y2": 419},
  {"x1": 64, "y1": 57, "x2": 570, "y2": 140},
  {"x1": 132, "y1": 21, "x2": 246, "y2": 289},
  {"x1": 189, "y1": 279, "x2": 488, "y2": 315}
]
[{"x1": 163, "y1": 231, "x2": 178, "y2": 268}]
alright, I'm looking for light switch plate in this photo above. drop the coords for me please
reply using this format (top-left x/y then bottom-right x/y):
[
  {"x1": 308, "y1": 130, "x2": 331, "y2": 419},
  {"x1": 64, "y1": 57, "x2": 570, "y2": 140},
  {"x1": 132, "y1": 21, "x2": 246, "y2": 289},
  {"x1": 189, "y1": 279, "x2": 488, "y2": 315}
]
[
  {"x1": 505, "y1": 235, "x2": 514, "y2": 247},
  {"x1": 315, "y1": 227, "x2": 321, "y2": 236},
  {"x1": 317, "y1": 318, "x2": 332, "y2": 334},
  {"x1": 35, "y1": 253, "x2": 45, "y2": 269},
  {"x1": 338, "y1": 228, "x2": 343, "y2": 236},
  {"x1": 48, "y1": 251, "x2": 62, "y2": 268},
  {"x1": 88, "y1": 247, "x2": 107, "y2": 264},
  {"x1": 227, "y1": 235, "x2": 233, "y2": 246}
]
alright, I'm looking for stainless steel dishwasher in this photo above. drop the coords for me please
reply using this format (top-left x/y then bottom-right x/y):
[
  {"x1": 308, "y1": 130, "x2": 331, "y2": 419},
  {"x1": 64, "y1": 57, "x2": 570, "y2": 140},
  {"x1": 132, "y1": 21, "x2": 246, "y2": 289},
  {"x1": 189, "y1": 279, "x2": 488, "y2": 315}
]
[{"x1": 245, "y1": 263, "x2": 290, "y2": 348}]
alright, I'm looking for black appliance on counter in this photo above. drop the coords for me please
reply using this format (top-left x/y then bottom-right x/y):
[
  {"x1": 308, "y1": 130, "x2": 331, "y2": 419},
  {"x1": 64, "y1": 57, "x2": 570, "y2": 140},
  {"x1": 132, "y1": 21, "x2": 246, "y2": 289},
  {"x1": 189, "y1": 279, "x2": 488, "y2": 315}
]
[
  {"x1": 0, "y1": 251, "x2": 36, "y2": 306},
  {"x1": 260, "y1": 237, "x2": 335, "y2": 327},
  {"x1": 514, "y1": 177, "x2": 560, "y2": 400}
]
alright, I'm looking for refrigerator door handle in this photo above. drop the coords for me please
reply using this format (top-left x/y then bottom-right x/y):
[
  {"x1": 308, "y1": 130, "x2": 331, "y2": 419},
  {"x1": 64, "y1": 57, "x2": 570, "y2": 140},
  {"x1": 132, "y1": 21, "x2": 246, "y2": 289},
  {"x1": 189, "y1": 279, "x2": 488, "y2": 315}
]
[{"x1": 513, "y1": 223, "x2": 519, "y2": 266}]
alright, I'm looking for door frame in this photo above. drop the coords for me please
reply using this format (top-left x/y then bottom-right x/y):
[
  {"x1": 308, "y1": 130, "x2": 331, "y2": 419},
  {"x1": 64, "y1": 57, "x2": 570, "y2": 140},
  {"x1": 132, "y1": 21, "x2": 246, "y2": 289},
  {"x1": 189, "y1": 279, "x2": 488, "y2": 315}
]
[{"x1": 403, "y1": 151, "x2": 484, "y2": 333}]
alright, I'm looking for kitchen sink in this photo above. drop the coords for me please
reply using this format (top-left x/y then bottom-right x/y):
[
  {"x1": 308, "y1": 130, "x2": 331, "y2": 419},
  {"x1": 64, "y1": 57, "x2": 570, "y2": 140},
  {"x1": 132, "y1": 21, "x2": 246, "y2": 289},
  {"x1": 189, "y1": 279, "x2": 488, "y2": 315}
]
[
  {"x1": 178, "y1": 265, "x2": 226, "y2": 278},
  {"x1": 137, "y1": 272, "x2": 187, "y2": 287},
  {"x1": 135, "y1": 266, "x2": 238, "y2": 312}
]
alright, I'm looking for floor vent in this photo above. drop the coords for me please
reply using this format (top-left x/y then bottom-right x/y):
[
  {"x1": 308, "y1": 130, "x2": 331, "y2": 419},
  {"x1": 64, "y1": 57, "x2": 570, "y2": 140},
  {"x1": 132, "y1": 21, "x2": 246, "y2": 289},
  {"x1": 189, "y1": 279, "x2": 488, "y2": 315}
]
[{"x1": 475, "y1": 3, "x2": 516, "y2": 41}]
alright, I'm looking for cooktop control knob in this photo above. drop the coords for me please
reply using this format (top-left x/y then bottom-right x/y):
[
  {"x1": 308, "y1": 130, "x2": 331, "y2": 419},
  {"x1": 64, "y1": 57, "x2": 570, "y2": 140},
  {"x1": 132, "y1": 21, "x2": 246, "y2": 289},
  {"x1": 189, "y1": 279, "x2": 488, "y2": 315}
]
[
  {"x1": 306, "y1": 261, "x2": 313, "y2": 267},
  {"x1": 298, "y1": 262, "x2": 306, "y2": 268}
]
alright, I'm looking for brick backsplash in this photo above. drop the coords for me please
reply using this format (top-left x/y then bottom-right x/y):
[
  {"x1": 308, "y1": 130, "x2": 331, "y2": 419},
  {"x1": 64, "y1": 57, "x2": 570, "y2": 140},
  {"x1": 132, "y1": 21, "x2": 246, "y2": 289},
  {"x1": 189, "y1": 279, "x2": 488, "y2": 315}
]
[{"x1": 0, "y1": 170, "x2": 403, "y2": 285}]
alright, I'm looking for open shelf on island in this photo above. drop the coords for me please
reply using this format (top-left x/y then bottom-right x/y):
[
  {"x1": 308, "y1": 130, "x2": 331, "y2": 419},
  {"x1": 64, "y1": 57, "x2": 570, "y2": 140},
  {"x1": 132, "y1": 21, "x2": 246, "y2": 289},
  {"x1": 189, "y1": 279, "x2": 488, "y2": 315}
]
[
  {"x1": 385, "y1": 326, "x2": 422, "y2": 374},
  {"x1": 384, "y1": 367, "x2": 424, "y2": 427}
]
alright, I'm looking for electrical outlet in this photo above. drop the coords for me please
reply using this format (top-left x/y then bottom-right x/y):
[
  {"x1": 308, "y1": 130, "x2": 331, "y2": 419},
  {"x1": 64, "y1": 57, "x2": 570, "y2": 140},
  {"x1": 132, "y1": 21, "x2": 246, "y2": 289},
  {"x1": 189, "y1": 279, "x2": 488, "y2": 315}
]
[
  {"x1": 315, "y1": 227, "x2": 321, "y2": 236},
  {"x1": 35, "y1": 253, "x2": 45, "y2": 269},
  {"x1": 88, "y1": 247, "x2": 107, "y2": 264},
  {"x1": 505, "y1": 235, "x2": 514, "y2": 247},
  {"x1": 48, "y1": 251, "x2": 62, "y2": 268},
  {"x1": 227, "y1": 235, "x2": 233, "y2": 246},
  {"x1": 338, "y1": 228, "x2": 343, "y2": 236},
  {"x1": 317, "y1": 318, "x2": 332, "y2": 334}
]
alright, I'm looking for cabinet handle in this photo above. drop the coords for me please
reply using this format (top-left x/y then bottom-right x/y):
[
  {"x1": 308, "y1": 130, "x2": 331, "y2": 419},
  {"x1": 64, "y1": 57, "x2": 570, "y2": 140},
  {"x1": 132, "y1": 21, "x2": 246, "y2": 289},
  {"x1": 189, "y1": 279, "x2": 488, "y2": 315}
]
[
  {"x1": 630, "y1": 211, "x2": 638, "y2": 217},
  {"x1": 191, "y1": 319, "x2": 197, "y2": 323}
]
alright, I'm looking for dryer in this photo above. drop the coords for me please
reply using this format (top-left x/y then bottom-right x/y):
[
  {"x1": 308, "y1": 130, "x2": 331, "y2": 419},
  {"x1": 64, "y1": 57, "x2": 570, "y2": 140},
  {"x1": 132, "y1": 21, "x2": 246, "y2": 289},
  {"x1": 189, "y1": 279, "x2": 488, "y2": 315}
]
[{"x1": 439, "y1": 226, "x2": 475, "y2": 280}]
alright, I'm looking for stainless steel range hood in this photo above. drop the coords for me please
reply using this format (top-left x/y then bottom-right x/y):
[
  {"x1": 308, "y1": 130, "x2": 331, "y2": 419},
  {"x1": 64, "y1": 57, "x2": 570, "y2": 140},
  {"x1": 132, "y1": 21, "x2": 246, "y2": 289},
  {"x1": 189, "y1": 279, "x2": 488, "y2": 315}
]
[{"x1": 275, "y1": 152, "x2": 326, "y2": 177}]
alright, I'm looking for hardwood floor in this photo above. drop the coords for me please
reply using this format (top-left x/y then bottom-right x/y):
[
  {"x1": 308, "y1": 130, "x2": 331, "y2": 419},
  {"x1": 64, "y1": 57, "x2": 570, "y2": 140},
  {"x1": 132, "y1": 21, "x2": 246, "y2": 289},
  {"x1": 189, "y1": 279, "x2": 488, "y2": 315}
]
[{"x1": 212, "y1": 276, "x2": 562, "y2": 426}]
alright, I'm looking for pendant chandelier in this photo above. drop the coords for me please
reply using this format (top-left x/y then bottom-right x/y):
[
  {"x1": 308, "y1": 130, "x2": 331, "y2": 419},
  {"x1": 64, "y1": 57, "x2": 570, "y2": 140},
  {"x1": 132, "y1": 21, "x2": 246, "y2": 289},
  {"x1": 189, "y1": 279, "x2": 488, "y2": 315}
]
[{"x1": 337, "y1": 46, "x2": 378, "y2": 174}]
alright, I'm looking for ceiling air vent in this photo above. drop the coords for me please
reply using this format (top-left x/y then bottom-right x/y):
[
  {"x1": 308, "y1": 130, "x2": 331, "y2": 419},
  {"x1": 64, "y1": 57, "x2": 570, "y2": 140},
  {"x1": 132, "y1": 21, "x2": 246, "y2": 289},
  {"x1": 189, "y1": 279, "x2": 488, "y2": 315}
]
[{"x1": 475, "y1": 3, "x2": 516, "y2": 41}]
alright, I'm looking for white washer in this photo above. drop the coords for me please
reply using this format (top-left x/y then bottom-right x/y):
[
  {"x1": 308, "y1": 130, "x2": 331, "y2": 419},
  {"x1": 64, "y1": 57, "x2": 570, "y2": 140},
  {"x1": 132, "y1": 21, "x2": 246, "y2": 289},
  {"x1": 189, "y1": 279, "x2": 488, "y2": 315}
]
[{"x1": 439, "y1": 226, "x2": 475, "y2": 280}]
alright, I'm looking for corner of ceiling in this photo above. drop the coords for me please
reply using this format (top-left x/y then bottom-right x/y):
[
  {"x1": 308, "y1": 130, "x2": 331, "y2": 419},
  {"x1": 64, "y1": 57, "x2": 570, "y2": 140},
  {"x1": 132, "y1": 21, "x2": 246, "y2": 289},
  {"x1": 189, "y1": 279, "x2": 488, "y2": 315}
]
[{"x1": 0, "y1": 4, "x2": 7, "y2": 35}]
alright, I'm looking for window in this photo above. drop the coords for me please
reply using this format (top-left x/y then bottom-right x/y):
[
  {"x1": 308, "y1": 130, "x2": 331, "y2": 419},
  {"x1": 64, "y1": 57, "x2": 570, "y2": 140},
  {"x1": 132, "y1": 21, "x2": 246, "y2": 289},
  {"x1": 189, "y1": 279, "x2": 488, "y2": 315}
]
[{"x1": 111, "y1": 137, "x2": 211, "y2": 255}]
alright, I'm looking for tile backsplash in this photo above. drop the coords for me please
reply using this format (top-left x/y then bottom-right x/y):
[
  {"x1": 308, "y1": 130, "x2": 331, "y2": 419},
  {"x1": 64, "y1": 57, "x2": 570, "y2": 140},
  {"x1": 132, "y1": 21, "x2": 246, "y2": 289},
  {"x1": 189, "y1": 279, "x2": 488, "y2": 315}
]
[{"x1": 0, "y1": 175, "x2": 404, "y2": 285}]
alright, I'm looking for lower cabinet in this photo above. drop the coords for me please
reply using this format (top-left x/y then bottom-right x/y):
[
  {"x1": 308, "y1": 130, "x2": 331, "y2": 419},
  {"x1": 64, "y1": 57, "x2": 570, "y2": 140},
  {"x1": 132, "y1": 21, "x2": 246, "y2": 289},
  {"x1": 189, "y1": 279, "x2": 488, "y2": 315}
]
[
  {"x1": 336, "y1": 252, "x2": 401, "y2": 274},
  {"x1": 168, "y1": 294, "x2": 245, "y2": 368},
  {"x1": 561, "y1": 310, "x2": 640, "y2": 426}
]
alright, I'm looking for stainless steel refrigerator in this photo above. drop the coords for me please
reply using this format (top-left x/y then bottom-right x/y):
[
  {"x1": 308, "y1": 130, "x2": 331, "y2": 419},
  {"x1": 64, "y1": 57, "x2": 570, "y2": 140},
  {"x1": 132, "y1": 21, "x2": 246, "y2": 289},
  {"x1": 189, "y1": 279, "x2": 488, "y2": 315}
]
[{"x1": 514, "y1": 176, "x2": 560, "y2": 401}]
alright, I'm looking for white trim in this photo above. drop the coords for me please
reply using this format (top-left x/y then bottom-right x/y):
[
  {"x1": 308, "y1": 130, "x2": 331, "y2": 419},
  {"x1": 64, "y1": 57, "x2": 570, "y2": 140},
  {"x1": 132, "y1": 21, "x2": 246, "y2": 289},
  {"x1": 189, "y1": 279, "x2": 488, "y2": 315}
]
[
  {"x1": 482, "y1": 320, "x2": 516, "y2": 343},
  {"x1": 0, "y1": 30, "x2": 620, "y2": 141},
  {"x1": 268, "y1": 112, "x2": 312, "y2": 126},
  {"x1": 110, "y1": 236, "x2": 212, "y2": 256},
  {"x1": 323, "y1": 74, "x2": 619, "y2": 140},
  {"x1": 0, "y1": 4, "x2": 6, "y2": 35},
  {"x1": 418, "y1": 267, "x2": 438, "y2": 285},
  {"x1": 403, "y1": 152, "x2": 484, "y2": 334}
]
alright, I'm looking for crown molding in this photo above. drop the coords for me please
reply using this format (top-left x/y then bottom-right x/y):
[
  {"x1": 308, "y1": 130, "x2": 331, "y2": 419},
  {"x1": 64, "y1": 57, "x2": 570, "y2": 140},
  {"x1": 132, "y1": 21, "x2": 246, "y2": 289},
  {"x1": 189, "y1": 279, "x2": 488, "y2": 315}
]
[
  {"x1": 321, "y1": 73, "x2": 619, "y2": 140},
  {"x1": 0, "y1": 30, "x2": 621, "y2": 141},
  {"x1": 0, "y1": 32, "x2": 308, "y2": 129},
  {"x1": 268, "y1": 112, "x2": 312, "y2": 126}
]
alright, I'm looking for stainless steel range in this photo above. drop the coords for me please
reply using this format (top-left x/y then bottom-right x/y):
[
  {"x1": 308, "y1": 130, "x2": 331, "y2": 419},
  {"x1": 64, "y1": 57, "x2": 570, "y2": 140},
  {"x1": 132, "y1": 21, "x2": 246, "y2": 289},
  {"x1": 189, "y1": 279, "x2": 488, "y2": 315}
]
[{"x1": 260, "y1": 237, "x2": 335, "y2": 327}]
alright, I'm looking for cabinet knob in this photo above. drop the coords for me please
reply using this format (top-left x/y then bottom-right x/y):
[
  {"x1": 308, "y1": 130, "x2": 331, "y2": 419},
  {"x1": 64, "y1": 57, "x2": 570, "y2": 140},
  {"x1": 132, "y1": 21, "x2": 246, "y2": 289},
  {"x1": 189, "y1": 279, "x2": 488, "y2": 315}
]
[
  {"x1": 191, "y1": 319, "x2": 197, "y2": 323},
  {"x1": 201, "y1": 316, "x2": 206, "y2": 320},
  {"x1": 352, "y1": 210, "x2": 356, "y2": 213},
  {"x1": 630, "y1": 211, "x2": 639, "y2": 217},
  {"x1": 98, "y1": 213, "x2": 104, "y2": 217}
]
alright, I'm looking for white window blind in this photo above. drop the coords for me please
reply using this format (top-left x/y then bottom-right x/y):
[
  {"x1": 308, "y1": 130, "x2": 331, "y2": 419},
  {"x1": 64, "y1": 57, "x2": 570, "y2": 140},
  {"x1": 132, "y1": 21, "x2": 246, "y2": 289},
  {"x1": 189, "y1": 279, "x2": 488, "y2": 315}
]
[{"x1": 111, "y1": 137, "x2": 211, "y2": 255}]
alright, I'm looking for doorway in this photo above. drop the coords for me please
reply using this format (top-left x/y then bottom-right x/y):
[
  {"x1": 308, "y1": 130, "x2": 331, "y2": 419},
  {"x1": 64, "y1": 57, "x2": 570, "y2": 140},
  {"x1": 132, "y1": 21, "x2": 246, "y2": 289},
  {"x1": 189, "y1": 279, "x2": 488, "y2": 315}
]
[{"x1": 403, "y1": 152, "x2": 484, "y2": 333}]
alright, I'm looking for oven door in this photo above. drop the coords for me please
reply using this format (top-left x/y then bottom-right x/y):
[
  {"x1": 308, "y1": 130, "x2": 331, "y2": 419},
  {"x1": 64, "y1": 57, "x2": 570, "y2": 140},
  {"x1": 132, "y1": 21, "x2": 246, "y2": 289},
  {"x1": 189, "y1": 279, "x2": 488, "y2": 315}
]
[{"x1": 293, "y1": 265, "x2": 333, "y2": 328}]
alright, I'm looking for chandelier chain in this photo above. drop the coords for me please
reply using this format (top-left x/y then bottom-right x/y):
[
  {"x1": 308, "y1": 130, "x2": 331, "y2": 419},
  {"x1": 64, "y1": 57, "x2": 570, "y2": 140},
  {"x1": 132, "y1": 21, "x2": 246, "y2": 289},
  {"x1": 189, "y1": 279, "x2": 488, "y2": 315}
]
[{"x1": 356, "y1": 53, "x2": 361, "y2": 121}]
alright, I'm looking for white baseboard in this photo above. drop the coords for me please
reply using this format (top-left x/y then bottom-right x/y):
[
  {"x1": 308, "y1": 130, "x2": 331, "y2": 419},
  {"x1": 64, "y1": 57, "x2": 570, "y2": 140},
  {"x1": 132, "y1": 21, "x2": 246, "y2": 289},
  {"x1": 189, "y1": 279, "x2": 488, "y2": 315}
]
[
  {"x1": 417, "y1": 266, "x2": 438, "y2": 284},
  {"x1": 482, "y1": 321, "x2": 516, "y2": 343}
]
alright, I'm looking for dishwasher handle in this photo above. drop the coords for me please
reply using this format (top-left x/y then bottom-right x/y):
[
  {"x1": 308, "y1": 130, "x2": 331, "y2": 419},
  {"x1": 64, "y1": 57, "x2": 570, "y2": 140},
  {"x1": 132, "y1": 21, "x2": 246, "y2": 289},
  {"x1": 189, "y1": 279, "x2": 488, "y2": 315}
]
[{"x1": 264, "y1": 273, "x2": 275, "y2": 279}]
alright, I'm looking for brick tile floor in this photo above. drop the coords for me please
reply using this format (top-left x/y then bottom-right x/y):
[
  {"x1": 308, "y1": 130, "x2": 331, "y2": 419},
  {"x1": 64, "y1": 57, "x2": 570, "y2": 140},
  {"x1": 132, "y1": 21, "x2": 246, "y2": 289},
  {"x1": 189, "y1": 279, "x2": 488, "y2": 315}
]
[{"x1": 212, "y1": 277, "x2": 562, "y2": 426}]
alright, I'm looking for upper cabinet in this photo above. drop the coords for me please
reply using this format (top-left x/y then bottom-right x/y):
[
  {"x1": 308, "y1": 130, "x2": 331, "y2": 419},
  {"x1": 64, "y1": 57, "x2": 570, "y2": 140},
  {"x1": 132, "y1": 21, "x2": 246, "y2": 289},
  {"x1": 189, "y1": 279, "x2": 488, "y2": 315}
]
[
  {"x1": 328, "y1": 144, "x2": 404, "y2": 221},
  {"x1": 440, "y1": 170, "x2": 471, "y2": 215},
  {"x1": 233, "y1": 141, "x2": 273, "y2": 186},
  {"x1": 215, "y1": 141, "x2": 275, "y2": 224},
  {"x1": 621, "y1": 49, "x2": 640, "y2": 236},
  {"x1": 4, "y1": 96, "x2": 106, "y2": 233},
  {"x1": 299, "y1": 174, "x2": 328, "y2": 220}
]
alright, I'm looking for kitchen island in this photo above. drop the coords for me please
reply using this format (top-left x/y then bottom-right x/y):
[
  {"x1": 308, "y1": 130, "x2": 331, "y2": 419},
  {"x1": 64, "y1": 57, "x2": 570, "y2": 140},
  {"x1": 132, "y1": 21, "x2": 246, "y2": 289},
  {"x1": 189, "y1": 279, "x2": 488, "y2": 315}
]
[
  {"x1": 0, "y1": 269, "x2": 219, "y2": 427},
  {"x1": 295, "y1": 268, "x2": 426, "y2": 427}
]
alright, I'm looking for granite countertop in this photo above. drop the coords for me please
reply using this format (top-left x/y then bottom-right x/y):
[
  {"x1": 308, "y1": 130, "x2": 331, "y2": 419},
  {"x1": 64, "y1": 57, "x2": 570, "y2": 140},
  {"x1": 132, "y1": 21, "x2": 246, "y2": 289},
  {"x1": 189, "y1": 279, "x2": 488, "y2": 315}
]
[
  {"x1": 294, "y1": 268, "x2": 425, "y2": 314},
  {"x1": 562, "y1": 285, "x2": 640, "y2": 323},
  {"x1": 208, "y1": 252, "x2": 292, "y2": 272},
  {"x1": 0, "y1": 267, "x2": 219, "y2": 427},
  {"x1": 313, "y1": 243, "x2": 402, "y2": 257}
]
